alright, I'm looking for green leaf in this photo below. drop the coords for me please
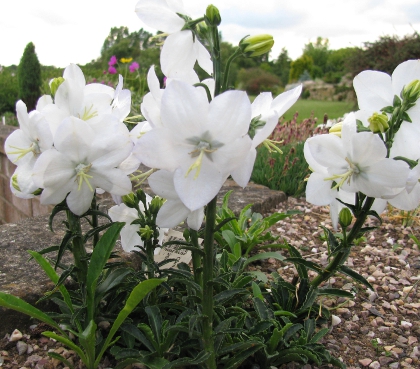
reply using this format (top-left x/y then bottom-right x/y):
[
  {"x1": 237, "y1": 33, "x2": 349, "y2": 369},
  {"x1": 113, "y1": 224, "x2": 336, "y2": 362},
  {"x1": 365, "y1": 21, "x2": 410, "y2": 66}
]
[
  {"x1": 222, "y1": 342, "x2": 264, "y2": 369},
  {"x1": 318, "y1": 288, "x2": 354, "y2": 298},
  {"x1": 265, "y1": 211, "x2": 296, "y2": 227},
  {"x1": 0, "y1": 292, "x2": 63, "y2": 334},
  {"x1": 274, "y1": 353, "x2": 307, "y2": 365},
  {"x1": 43, "y1": 331, "x2": 87, "y2": 364},
  {"x1": 244, "y1": 251, "x2": 285, "y2": 267},
  {"x1": 55, "y1": 230, "x2": 76, "y2": 269},
  {"x1": 163, "y1": 350, "x2": 210, "y2": 369},
  {"x1": 309, "y1": 327, "x2": 329, "y2": 343},
  {"x1": 214, "y1": 289, "x2": 247, "y2": 304},
  {"x1": 285, "y1": 257, "x2": 323, "y2": 274},
  {"x1": 286, "y1": 244, "x2": 308, "y2": 279},
  {"x1": 94, "y1": 278, "x2": 165, "y2": 367},
  {"x1": 253, "y1": 297, "x2": 270, "y2": 320},
  {"x1": 120, "y1": 323, "x2": 155, "y2": 352},
  {"x1": 47, "y1": 352, "x2": 75, "y2": 369},
  {"x1": 339, "y1": 265, "x2": 374, "y2": 291},
  {"x1": 27, "y1": 251, "x2": 74, "y2": 313},
  {"x1": 79, "y1": 320, "x2": 97, "y2": 365},
  {"x1": 222, "y1": 229, "x2": 238, "y2": 249},
  {"x1": 247, "y1": 270, "x2": 268, "y2": 283},
  {"x1": 146, "y1": 306, "x2": 162, "y2": 347},
  {"x1": 86, "y1": 222, "x2": 125, "y2": 322},
  {"x1": 252, "y1": 281, "x2": 263, "y2": 301},
  {"x1": 273, "y1": 310, "x2": 297, "y2": 318},
  {"x1": 320, "y1": 226, "x2": 340, "y2": 252}
]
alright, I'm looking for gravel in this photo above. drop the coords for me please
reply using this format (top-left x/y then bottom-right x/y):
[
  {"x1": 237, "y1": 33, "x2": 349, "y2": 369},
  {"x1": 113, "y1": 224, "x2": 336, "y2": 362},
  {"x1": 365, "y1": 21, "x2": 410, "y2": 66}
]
[{"x1": 0, "y1": 196, "x2": 419, "y2": 369}]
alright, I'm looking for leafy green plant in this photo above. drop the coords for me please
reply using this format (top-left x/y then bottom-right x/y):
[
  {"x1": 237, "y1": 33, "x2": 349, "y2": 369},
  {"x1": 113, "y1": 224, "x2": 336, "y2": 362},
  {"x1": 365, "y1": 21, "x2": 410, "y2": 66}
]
[
  {"x1": 214, "y1": 191, "x2": 297, "y2": 257},
  {"x1": 0, "y1": 223, "x2": 164, "y2": 369},
  {"x1": 251, "y1": 142, "x2": 309, "y2": 196}
]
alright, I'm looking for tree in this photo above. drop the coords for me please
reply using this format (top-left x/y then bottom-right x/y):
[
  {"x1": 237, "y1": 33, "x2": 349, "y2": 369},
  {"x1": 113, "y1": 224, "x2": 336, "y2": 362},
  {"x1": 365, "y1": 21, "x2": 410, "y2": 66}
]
[
  {"x1": 272, "y1": 48, "x2": 291, "y2": 86},
  {"x1": 17, "y1": 42, "x2": 41, "y2": 111},
  {"x1": 289, "y1": 55, "x2": 313, "y2": 83},
  {"x1": 302, "y1": 37, "x2": 330, "y2": 79},
  {"x1": 346, "y1": 32, "x2": 420, "y2": 77}
]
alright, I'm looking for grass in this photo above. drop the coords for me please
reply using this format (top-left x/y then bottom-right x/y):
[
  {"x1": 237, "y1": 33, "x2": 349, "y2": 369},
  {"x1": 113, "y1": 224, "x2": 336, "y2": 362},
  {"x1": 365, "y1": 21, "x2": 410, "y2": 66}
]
[{"x1": 281, "y1": 99, "x2": 356, "y2": 121}]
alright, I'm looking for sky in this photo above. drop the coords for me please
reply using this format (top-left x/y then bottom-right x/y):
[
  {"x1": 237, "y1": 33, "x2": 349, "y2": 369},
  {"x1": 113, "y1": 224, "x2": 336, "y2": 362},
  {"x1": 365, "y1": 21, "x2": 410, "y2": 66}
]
[{"x1": 1, "y1": 0, "x2": 419, "y2": 68}]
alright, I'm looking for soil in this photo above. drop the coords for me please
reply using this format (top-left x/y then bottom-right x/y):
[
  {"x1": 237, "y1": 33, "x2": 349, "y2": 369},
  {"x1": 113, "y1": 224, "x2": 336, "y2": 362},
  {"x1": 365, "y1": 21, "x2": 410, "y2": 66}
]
[{"x1": 1, "y1": 197, "x2": 419, "y2": 369}]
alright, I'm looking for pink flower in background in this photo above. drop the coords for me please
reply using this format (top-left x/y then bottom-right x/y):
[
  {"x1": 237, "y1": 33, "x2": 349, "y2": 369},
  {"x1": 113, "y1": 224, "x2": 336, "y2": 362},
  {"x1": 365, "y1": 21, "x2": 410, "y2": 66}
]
[
  {"x1": 108, "y1": 55, "x2": 117, "y2": 66},
  {"x1": 129, "y1": 61, "x2": 140, "y2": 73},
  {"x1": 108, "y1": 66, "x2": 117, "y2": 74}
]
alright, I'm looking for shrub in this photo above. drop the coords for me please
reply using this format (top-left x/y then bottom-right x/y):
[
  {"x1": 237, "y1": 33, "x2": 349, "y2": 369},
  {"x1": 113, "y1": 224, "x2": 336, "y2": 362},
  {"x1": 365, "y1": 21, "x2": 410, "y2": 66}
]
[
  {"x1": 236, "y1": 67, "x2": 281, "y2": 95},
  {"x1": 18, "y1": 42, "x2": 42, "y2": 111},
  {"x1": 251, "y1": 113, "x2": 329, "y2": 196},
  {"x1": 0, "y1": 67, "x2": 19, "y2": 114}
]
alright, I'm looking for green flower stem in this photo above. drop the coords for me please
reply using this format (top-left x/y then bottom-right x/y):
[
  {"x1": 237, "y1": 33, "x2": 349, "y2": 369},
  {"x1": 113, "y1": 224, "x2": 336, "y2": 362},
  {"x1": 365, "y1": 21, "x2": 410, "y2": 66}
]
[
  {"x1": 91, "y1": 195, "x2": 99, "y2": 248},
  {"x1": 190, "y1": 229, "x2": 203, "y2": 287},
  {"x1": 222, "y1": 48, "x2": 241, "y2": 91},
  {"x1": 210, "y1": 25, "x2": 222, "y2": 96},
  {"x1": 310, "y1": 196, "x2": 375, "y2": 289},
  {"x1": 202, "y1": 196, "x2": 217, "y2": 369},
  {"x1": 67, "y1": 210, "x2": 88, "y2": 288}
]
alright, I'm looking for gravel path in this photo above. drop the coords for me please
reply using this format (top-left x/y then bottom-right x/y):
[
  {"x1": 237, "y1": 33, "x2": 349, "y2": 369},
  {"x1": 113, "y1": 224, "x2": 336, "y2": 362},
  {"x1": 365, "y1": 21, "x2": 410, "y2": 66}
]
[{"x1": 1, "y1": 197, "x2": 419, "y2": 369}]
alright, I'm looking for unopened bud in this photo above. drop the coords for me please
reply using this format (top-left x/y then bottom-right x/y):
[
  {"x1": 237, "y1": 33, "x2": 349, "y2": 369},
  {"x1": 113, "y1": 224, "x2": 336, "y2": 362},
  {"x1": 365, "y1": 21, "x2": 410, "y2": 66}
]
[
  {"x1": 367, "y1": 112, "x2": 389, "y2": 134},
  {"x1": 140, "y1": 225, "x2": 153, "y2": 240},
  {"x1": 50, "y1": 77, "x2": 65, "y2": 96},
  {"x1": 329, "y1": 122, "x2": 343, "y2": 137},
  {"x1": 402, "y1": 79, "x2": 420, "y2": 102},
  {"x1": 122, "y1": 193, "x2": 137, "y2": 208},
  {"x1": 11, "y1": 174, "x2": 21, "y2": 192},
  {"x1": 149, "y1": 196, "x2": 164, "y2": 215},
  {"x1": 239, "y1": 34, "x2": 274, "y2": 57},
  {"x1": 339, "y1": 207, "x2": 352, "y2": 229},
  {"x1": 205, "y1": 4, "x2": 221, "y2": 26}
]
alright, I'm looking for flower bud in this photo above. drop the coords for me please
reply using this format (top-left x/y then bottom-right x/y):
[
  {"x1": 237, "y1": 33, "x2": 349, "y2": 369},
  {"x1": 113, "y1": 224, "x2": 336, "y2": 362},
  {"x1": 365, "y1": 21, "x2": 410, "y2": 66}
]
[
  {"x1": 329, "y1": 122, "x2": 343, "y2": 137},
  {"x1": 239, "y1": 34, "x2": 274, "y2": 57},
  {"x1": 367, "y1": 112, "x2": 389, "y2": 134},
  {"x1": 149, "y1": 196, "x2": 164, "y2": 216},
  {"x1": 402, "y1": 79, "x2": 420, "y2": 102},
  {"x1": 50, "y1": 77, "x2": 65, "y2": 96},
  {"x1": 205, "y1": 4, "x2": 221, "y2": 26},
  {"x1": 339, "y1": 207, "x2": 352, "y2": 229},
  {"x1": 140, "y1": 225, "x2": 153, "y2": 240},
  {"x1": 122, "y1": 192, "x2": 137, "y2": 208}
]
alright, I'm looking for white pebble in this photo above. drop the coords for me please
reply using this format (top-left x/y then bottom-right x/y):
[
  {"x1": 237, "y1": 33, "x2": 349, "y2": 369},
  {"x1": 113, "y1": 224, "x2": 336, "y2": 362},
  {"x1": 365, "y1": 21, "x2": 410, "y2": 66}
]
[
  {"x1": 331, "y1": 315, "x2": 341, "y2": 326},
  {"x1": 9, "y1": 329, "x2": 23, "y2": 342}
]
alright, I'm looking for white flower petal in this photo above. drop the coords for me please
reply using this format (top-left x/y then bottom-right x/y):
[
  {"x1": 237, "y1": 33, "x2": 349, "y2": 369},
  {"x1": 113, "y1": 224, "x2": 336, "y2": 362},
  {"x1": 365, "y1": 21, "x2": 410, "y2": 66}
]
[
  {"x1": 156, "y1": 199, "x2": 191, "y2": 228},
  {"x1": 353, "y1": 70, "x2": 393, "y2": 111},
  {"x1": 135, "y1": 0, "x2": 185, "y2": 33},
  {"x1": 230, "y1": 148, "x2": 257, "y2": 188},
  {"x1": 161, "y1": 31, "x2": 197, "y2": 77},
  {"x1": 392, "y1": 59, "x2": 420, "y2": 97},
  {"x1": 174, "y1": 160, "x2": 223, "y2": 211}
]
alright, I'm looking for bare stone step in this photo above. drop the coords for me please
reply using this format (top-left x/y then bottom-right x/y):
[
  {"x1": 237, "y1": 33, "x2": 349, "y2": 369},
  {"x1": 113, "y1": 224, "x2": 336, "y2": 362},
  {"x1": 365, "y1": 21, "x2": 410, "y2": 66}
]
[{"x1": 0, "y1": 181, "x2": 286, "y2": 336}]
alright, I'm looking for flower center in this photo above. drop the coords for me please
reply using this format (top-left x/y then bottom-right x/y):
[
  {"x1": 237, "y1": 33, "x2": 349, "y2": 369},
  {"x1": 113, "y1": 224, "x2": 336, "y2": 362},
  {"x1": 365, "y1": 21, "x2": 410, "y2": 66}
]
[
  {"x1": 75, "y1": 163, "x2": 94, "y2": 191},
  {"x1": 8, "y1": 141, "x2": 41, "y2": 162},
  {"x1": 80, "y1": 105, "x2": 98, "y2": 121},
  {"x1": 324, "y1": 157, "x2": 360, "y2": 189},
  {"x1": 185, "y1": 132, "x2": 224, "y2": 179}
]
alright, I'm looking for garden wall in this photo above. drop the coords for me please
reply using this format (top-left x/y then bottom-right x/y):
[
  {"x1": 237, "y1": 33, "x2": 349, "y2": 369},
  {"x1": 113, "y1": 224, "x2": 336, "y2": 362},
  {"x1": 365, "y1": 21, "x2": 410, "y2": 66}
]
[{"x1": 0, "y1": 125, "x2": 51, "y2": 224}]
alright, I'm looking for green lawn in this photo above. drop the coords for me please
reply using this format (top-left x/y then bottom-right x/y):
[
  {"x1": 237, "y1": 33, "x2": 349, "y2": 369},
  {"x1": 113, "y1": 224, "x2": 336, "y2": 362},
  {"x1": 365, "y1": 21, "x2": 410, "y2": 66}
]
[{"x1": 281, "y1": 99, "x2": 356, "y2": 122}]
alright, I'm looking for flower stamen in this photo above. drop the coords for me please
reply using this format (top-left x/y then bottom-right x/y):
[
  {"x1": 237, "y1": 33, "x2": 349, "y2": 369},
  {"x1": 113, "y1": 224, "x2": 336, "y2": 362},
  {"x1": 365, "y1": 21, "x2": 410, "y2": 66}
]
[
  {"x1": 80, "y1": 105, "x2": 98, "y2": 121},
  {"x1": 75, "y1": 163, "x2": 94, "y2": 191},
  {"x1": 8, "y1": 142, "x2": 40, "y2": 161},
  {"x1": 324, "y1": 157, "x2": 360, "y2": 189}
]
